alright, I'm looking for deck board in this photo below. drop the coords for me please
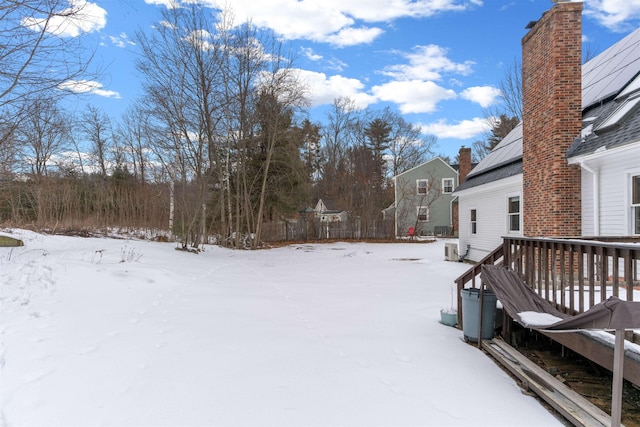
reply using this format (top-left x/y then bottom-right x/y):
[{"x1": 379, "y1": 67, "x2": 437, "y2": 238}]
[{"x1": 483, "y1": 338, "x2": 615, "y2": 427}]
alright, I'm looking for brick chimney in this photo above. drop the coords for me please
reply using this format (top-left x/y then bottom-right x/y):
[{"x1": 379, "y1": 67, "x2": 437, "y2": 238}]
[
  {"x1": 521, "y1": 0, "x2": 582, "y2": 237},
  {"x1": 458, "y1": 146, "x2": 472, "y2": 184}
]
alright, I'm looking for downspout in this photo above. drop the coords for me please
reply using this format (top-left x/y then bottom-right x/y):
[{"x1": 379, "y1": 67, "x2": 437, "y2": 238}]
[
  {"x1": 579, "y1": 161, "x2": 600, "y2": 236},
  {"x1": 450, "y1": 196, "x2": 457, "y2": 233}
]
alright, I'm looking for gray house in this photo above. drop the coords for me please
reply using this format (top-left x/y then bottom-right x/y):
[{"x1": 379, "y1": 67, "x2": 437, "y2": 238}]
[{"x1": 391, "y1": 157, "x2": 459, "y2": 237}]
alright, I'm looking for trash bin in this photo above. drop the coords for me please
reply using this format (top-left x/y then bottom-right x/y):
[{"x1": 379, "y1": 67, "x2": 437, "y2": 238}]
[{"x1": 461, "y1": 288, "x2": 497, "y2": 342}]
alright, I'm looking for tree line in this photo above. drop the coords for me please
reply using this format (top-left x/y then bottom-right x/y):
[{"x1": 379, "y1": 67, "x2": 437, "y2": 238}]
[{"x1": 1, "y1": 3, "x2": 439, "y2": 248}]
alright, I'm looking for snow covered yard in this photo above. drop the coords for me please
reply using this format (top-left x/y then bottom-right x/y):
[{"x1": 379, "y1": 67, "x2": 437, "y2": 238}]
[{"x1": 0, "y1": 230, "x2": 563, "y2": 426}]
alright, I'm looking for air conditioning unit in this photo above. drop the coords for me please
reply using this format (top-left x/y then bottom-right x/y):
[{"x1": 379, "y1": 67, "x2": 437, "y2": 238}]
[{"x1": 444, "y1": 242, "x2": 459, "y2": 261}]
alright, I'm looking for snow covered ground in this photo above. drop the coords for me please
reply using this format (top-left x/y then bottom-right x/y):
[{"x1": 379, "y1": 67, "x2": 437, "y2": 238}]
[{"x1": 0, "y1": 230, "x2": 564, "y2": 426}]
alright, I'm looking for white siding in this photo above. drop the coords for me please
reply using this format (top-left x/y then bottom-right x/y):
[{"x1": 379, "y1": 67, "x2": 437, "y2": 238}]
[
  {"x1": 581, "y1": 171, "x2": 595, "y2": 235},
  {"x1": 457, "y1": 175, "x2": 523, "y2": 262},
  {"x1": 573, "y1": 143, "x2": 640, "y2": 236},
  {"x1": 600, "y1": 153, "x2": 640, "y2": 235}
]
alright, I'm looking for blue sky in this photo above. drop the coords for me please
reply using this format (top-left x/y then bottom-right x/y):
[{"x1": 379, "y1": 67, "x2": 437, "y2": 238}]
[{"x1": 53, "y1": 0, "x2": 640, "y2": 159}]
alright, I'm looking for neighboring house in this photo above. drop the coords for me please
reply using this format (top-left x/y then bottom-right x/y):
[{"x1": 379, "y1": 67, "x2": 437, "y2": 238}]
[
  {"x1": 391, "y1": 157, "x2": 460, "y2": 237},
  {"x1": 314, "y1": 199, "x2": 347, "y2": 222},
  {"x1": 455, "y1": 2, "x2": 640, "y2": 262}
]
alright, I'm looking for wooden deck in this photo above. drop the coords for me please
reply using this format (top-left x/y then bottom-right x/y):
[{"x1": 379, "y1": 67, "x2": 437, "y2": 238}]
[
  {"x1": 454, "y1": 236, "x2": 640, "y2": 387},
  {"x1": 483, "y1": 338, "x2": 615, "y2": 427}
]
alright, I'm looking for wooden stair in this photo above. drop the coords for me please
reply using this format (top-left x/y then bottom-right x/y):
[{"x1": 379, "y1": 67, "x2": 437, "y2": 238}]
[{"x1": 483, "y1": 338, "x2": 618, "y2": 427}]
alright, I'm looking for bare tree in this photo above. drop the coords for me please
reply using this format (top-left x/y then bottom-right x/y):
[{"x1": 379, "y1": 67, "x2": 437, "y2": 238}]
[
  {"x1": 16, "y1": 96, "x2": 69, "y2": 176},
  {"x1": 316, "y1": 97, "x2": 359, "y2": 205},
  {"x1": 496, "y1": 57, "x2": 522, "y2": 121},
  {"x1": 136, "y1": 4, "x2": 229, "y2": 247},
  {"x1": 117, "y1": 103, "x2": 154, "y2": 184},
  {"x1": 384, "y1": 109, "x2": 436, "y2": 176},
  {"x1": 81, "y1": 105, "x2": 113, "y2": 176},
  {"x1": 0, "y1": 114, "x2": 19, "y2": 178},
  {"x1": 471, "y1": 140, "x2": 490, "y2": 162},
  {"x1": 0, "y1": 0, "x2": 100, "y2": 125}
]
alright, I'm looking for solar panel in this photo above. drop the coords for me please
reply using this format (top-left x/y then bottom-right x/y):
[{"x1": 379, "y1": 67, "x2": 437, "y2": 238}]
[
  {"x1": 582, "y1": 28, "x2": 640, "y2": 109},
  {"x1": 466, "y1": 122, "x2": 522, "y2": 178},
  {"x1": 466, "y1": 28, "x2": 640, "y2": 180}
]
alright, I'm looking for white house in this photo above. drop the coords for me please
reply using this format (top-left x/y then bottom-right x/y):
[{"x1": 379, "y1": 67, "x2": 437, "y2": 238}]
[
  {"x1": 454, "y1": 124, "x2": 523, "y2": 261},
  {"x1": 314, "y1": 199, "x2": 347, "y2": 223},
  {"x1": 455, "y1": 4, "x2": 640, "y2": 262}
]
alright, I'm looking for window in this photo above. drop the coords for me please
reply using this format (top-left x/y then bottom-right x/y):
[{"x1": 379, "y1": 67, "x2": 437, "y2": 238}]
[
  {"x1": 442, "y1": 178, "x2": 454, "y2": 194},
  {"x1": 470, "y1": 209, "x2": 477, "y2": 234},
  {"x1": 508, "y1": 196, "x2": 520, "y2": 232},
  {"x1": 417, "y1": 179, "x2": 428, "y2": 194},
  {"x1": 597, "y1": 94, "x2": 640, "y2": 131},
  {"x1": 417, "y1": 206, "x2": 429, "y2": 222},
  {"x1": 633, "y1": 175, "x2": 640, "y2": 235}
]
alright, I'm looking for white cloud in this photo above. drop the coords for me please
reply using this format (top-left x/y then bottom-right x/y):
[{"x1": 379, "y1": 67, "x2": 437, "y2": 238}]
[
  {"x1": 145, "y1": 0, "x2": 180, "y2": 9},
  {"x1": 294, "y1": 69, "x2": 376, "y2": 109},
  {"x1": 327, "y1": 0, "x2": 476, "y2": 21},
  {"x1": 419, "y1": 117, "x2": 487, "y2": 140},
  {"x1": 183, "y1": 0, "x2": 479, "y2": 46},
  {"x1": 326, "y1": 57, "x2": 348, "y2": 72},
  {"x1": 584, "y1": 0, "x2": 640, "y2": 32},
  {"x1": 372, "y1": 80, "x2": 456, "y2": 114},
  {"x1": 382, "y1": 45, "x2": 474, "y2": 81},
  {"x1": 301, "y1": 47, "x2": 322, "y2": 62},
  {"x1": 109, "y1": 32, "x2": 136, "y2": 48},
  {"x1": 324, "y1": 27, "x2": 384, "y2": 47},
  {"x1": 58, "y1": 80, "x2": 121, "y2": 98},
  {"x1": 21, "y1": 0, "x2": 106, "y2": 37},
  {"x1": 460, "y1": 86, "x2": 501, "y2": 108}
]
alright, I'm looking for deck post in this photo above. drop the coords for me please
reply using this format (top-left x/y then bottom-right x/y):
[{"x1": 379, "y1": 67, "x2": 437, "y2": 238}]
[{"x1": 611, "y1": 329, "x2": 624, "y2": 427}]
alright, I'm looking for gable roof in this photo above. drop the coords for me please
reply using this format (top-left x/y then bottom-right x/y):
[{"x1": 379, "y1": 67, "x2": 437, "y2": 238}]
[
  {"x1": 456, "y1": 28, "x2": 640, "y2": 192},
  {"x1": 315, "y1": 199, "x2": 345, "y2": 213},
  {"x1": 393, "y1": 156, "x2": 457, "y2": 179}
]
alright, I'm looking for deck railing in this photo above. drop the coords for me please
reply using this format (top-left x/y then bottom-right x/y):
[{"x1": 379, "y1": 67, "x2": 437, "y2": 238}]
[
  {"x1": 503, "y1": 237, "x2": 640, "y2": 314},
  {"x1": 454, "y1": 236, "x2": 640, "y2": 326}
]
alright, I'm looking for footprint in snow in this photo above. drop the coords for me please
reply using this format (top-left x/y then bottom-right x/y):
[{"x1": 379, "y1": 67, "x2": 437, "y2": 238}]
[
  {"x1": 24, "y1": 368, "x2": 56, "y2": 383},
  {"x1": 379, "y1": 377, "x2": 403, "y2": 395},
  {"x1": 393, "y1": 349, "x2": 412, "y2": 363},
  {"x1": 78, "y1": 345, "x2": 100, "y2": 355}
]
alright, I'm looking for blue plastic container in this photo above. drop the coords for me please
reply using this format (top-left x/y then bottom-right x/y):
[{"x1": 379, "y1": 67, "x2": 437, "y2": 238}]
[{"x1": 461, "y1": 288, "x2": 497, "y2": 342}]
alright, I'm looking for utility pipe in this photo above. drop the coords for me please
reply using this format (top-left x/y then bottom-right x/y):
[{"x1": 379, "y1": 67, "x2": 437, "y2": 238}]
[{"x1": 579, "y1": 161, "x2": 600, "y2": 236}]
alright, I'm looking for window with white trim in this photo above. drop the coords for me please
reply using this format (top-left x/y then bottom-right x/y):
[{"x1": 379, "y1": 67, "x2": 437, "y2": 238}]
[
  {"x1": 442, "y1": 178, "x2": 454, "y2": 194},
  {"x1": 417, "y1": 206, "x2": 429, "y2": 222},
  {"x1": 508, "y1": 196, "x2": 520, "y2": 232},
  {"x1": 633, "y1": 175, "x2": 640, "y2": 235},
  {"x1": 417, "y1": 179, "x2": 428, "y2": 194},
  {"x1": 470, "y1": 209, "x2": 477, "y2": 234}
]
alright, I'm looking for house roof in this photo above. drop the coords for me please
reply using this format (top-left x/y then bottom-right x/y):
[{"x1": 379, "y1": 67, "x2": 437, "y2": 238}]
[
  {"x1": 568, "y1": 91, "x2": 640, "y2": 158},
  {"x1": 454, "y1": 122, "x2": 522, "y2": 193},
  {"x1": 456, "y1": 28, "x2": 640, "y2": 192},
  {"x1": 582, "y1": 28, "x2": 640, "y2": 110},
  {"x1": 392, "y1": 156, "x2": 457, "y2": 179},
  {"x1": 315, "y1": 199, "x2": 346, "y2": 214},
  {"x1": 455, "y1": 160, "x2": 522, "y2": 193}
]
